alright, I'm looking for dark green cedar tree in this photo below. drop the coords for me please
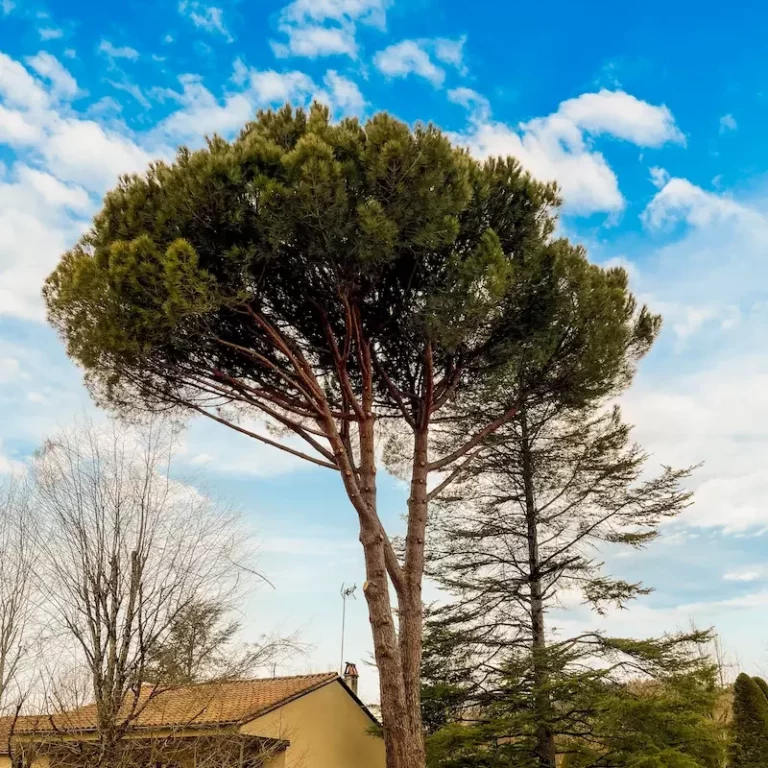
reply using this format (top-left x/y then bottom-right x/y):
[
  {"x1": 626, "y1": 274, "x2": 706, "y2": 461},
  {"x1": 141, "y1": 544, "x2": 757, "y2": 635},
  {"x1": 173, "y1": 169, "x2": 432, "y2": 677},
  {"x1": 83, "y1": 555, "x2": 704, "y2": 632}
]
[{"x1": 728, "y1": 673, "x2": 768, "y2": 768}]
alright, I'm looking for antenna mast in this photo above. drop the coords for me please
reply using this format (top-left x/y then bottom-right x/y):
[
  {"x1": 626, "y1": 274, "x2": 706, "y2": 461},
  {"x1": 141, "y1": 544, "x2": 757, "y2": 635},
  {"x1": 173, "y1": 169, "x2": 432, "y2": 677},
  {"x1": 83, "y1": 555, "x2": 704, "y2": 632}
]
[{"x1": 339, "y1": 583, "x2": 357, "y2": 674}]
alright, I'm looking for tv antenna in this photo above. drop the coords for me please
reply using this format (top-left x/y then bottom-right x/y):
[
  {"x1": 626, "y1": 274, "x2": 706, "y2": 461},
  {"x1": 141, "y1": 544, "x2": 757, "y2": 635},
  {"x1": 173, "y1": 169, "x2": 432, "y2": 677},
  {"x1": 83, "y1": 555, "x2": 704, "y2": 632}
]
[{"x1": 339, "y1": 583, "x2": 357, "y2": 675}]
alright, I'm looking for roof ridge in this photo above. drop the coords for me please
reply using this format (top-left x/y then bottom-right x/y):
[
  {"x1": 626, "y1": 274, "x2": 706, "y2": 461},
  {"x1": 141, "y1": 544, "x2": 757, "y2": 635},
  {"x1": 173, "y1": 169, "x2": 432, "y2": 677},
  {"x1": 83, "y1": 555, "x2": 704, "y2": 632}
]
[{"x1": 214, "y1": 671, "x2": 338, "y2": 684}]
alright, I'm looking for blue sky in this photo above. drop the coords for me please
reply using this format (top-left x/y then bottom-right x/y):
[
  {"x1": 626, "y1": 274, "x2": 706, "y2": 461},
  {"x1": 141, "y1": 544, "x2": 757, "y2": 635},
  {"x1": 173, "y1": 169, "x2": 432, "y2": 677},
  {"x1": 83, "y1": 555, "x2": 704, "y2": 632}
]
[{"x1": 2, "y1": 0, "x2": 768, "y2": 701}]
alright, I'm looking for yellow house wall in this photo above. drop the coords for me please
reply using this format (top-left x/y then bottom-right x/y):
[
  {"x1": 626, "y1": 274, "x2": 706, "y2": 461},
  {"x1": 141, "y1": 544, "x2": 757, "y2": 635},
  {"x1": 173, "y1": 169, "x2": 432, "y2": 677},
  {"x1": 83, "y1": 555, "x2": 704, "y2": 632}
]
[
  {"x1": 264, "y1": 750, "x2": 286, "y2": 768},
  {"x1": 242, "y1": 681, "x2": 385, "y2": 768}
]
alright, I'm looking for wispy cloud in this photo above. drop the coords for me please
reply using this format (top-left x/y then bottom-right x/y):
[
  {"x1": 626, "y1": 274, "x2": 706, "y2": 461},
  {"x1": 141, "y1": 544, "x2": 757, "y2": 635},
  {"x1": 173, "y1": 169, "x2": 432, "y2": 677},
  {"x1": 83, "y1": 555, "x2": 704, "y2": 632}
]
[
  {"x1": 724, "y1": 569, "x2": 761, "y2": 582},
  {"x1": 272, "y1": 0, "x2": 390, "y2": 59},
  {"x1": 26, "y1": 52, "x2": 79, "y2": 100},
  {"x1": 38, "y1": 27, "x2": 64, "y2": 40},
  {"x1": 719, "y1": 113, "x2": 737, "y2": 133},
  {"x1": 98, "y1": 40, "x2": 140, "y2": 61},
  {"x1": 448, "y1": 87, "x2": 490, "y2": 120},
  {"x1": 178, "y1": 1, "x2": 233, "y2": 42},
  {"x1": 108, "y1": 80, "x2": 151, "y2": 109}
]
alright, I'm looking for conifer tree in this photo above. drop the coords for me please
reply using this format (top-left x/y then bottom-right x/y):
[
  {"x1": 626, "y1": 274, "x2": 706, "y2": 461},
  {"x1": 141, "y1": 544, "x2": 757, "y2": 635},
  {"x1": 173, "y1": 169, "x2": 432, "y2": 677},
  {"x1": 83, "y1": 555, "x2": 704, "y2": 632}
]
[
  {"x1": 423, "y1": 622, "x2": 724, "y2": 768},
  {"x1": 753, "y1": 676, "x2": 768, "y2": 702},
  {"x1": 44, "y1": 104, "x2": 656, "y2": 768},
  {"x1": 729, "y1": 673, "x2": 768, "y2": 768},
  {"x1": 426, "y1": 395, "x2": 693, "y2": 768}
]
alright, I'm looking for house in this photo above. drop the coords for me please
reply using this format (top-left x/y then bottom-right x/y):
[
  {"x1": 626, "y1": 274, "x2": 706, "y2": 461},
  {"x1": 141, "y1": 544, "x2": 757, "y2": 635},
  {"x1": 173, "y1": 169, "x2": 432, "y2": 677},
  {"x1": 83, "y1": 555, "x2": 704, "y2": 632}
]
[{"x1": 0, "y1": 666, "x2": 385, "y2": 768}]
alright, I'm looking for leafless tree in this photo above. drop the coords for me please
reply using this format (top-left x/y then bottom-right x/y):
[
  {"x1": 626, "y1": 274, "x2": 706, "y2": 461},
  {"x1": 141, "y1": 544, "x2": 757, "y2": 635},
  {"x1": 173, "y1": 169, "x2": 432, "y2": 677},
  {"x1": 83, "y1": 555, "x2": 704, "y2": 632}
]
[
  {"x1": 0, "y1": 474, "x2": 36, "y2": 719},
  {"x1": 30, "y1": 418, "x2": 255, "y2": 767}
]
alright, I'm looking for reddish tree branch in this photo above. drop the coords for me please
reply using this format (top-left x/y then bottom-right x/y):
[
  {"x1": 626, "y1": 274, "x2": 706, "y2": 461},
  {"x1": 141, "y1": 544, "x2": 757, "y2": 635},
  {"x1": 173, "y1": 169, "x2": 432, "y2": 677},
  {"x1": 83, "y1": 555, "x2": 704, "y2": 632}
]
[
  {"x1": 428, "y1": 402, "x2": 522, "y2": 472},
  {"x1": 183, "y1": 404, "x2": 339, "y2": 471}
]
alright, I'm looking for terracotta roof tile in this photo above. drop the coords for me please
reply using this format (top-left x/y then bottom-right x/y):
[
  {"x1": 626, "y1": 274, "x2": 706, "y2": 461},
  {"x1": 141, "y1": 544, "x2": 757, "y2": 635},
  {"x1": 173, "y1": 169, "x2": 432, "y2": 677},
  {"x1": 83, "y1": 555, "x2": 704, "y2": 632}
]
[{"x1": 0, "y1": 672, "x2": 338, "y2": 745}]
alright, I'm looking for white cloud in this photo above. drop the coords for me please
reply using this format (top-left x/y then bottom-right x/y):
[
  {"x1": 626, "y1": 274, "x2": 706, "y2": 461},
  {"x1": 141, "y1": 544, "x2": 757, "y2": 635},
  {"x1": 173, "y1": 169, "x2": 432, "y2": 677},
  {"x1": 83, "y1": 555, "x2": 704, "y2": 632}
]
[
  {"x1": 433, "y1": 36, "x2": 466, "y2": 72},
  {"x1": 0, "y1": 52, "x2": 164, "y2": 319},
  {"x1": 154, "y1": 64, "x2": 366, "y2": 141},
  {"x1": 452, "y1": 89, "x2": 684, "y2": 215},
  {"x1": 0, "y1": 51, "x2": 51, "y2": 110},
  {"x1": 155, "y1": 75, "x2": 255, "y2": 140},
  {"x1": 273, "y1": 0, "x2": 390, "y2": 59},
  {"x1": 41, "y1": 117, "x2": 154, "y2": 191},
  {"x1": 1, "y1": 0, "x2": 14, "y2": 15},
  {"x1": 248, "y1": 68, "x2": 316, "y2": 103},
  {"x1": 0, "y1": 165, "x2": 92, "y2": 320},
  {"x1": 666, "y1": 303, "x2": 738, "y2": 342},
  {"x1": 649, "y1": 166, "x2": 669, "y2": 189},
  {"x1": 179, "y1": 417, "x2": 311, "y2": 477},
  {"x1": 374, "y1": 37, "x2": 466, "y2": 88},
  {"x1": 556, "y1": 90, "x2": 684, "y2": 147},
  {"x1": 98, "y1": 40, "x2": 140, "y2": 61},
  {"x1": 154, "y1": 67, "x2": 320, "y2": 142},
  {"x1": 724, "y1": 569, "x2": 761, "y2": 582},
  {"x1": 87, "y1": 96, "x2": 123, "y2": 118},
  {"x1": 642, "y1": 176, "x2": 759, "y2": 230},
  {"x1": 448, "y1": 87, "x2": 490, "y2": 120},
  {"x1": 15, "y1": 165, "x2": 91, "y2": 212},
  {"x1": 323, "y1": 70, "x2": 365, "y2": 114},
  {"x1": 178, "y1": 1, "x2": 233, "y2": 41},
  {"x1": 610, "y1": 177, "x2": 768, "y2": 535},
  {"x1": 0, "y1": 105, "x2": 42, "y2": 144},
  {"x1": 272, "y1": 24, "x2": 356, "y2": 59},
  {"x1": 231, "y1": 58, "x2": 248, "y2": 86},
  {"x1": 374, "y1": 40, "x2": 445, "y2": 86},
  {"x1": 720, "y1": 113, "x2": 737, "y2": 133},
  {"x1": 281, "y1": 0, "x2": 389, "y2": 27},
  {"x1": 457, "y1": 114, "x2": 622, "y2": 213},
  {"x1": 26, "y1": 52, "x2": 79, "y2": 100},
  {"x1": 38, "y1": 27, "x2": 64, "y2": 41},
  {"x1": 623, "y1": 361, "x2": 768, "y2": 534}
]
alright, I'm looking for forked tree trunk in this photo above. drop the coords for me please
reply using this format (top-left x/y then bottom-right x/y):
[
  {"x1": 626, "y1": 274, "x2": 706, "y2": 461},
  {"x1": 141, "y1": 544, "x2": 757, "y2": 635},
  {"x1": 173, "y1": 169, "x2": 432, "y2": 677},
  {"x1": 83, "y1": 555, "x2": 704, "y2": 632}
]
[
  {"x1": 353, "y1": 411, "x2": 428, "y2": 768},
  {"x1": 255, "y1": 320, "x2": 475, "y2": 768}
]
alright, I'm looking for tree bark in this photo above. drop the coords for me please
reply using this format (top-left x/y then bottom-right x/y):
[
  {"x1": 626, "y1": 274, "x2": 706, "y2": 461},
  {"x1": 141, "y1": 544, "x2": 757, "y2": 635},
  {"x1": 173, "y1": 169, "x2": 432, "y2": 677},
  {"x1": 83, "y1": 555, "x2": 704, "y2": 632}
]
[
  {"x1": 521, "y1": 410, "x2": 557, "y2": 768},
  {"x1": 399, "y1": 422, "x2": 430, "y2": 768},
  {"x1": 354, "y1": 376, "x2": 425, "y2": 768},
  {"x1": 360, "y1": 520, "x2": 415, "y2": 768}
]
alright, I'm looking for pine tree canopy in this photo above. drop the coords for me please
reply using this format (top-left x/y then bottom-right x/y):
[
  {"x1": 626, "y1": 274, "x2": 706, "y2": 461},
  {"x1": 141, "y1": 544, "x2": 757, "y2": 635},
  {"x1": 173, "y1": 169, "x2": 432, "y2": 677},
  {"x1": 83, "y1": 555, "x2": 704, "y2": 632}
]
[{"x1": 44, "y1": 104, "x2": 658, "y2": 423}]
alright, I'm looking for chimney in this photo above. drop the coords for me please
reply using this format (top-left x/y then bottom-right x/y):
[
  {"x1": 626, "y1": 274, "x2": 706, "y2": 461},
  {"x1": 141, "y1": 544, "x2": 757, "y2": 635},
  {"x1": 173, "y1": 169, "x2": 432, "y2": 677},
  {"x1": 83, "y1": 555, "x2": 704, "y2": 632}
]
[{"x1": 343, "y1": 662, "x2": 359, "y2": 695}]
